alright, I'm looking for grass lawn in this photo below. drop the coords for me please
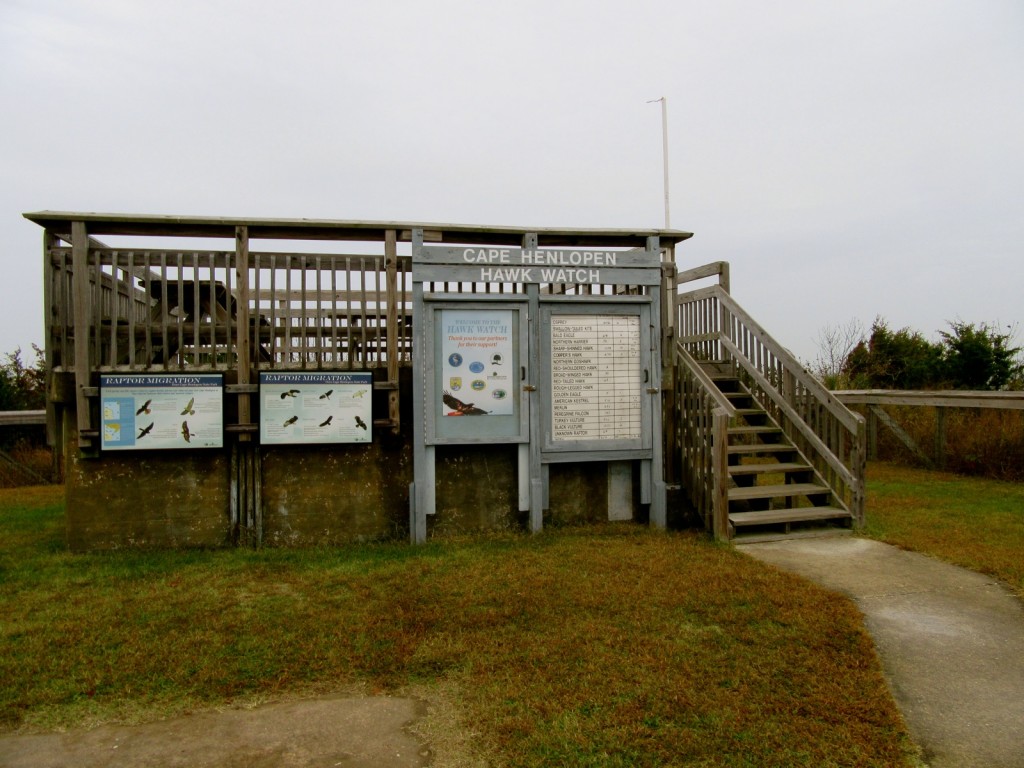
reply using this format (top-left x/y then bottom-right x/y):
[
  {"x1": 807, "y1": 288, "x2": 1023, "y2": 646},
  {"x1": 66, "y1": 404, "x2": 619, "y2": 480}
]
[
  {"x1": 865, "y1": 461, "x2": 1024, "y2": 597},
  {"x1": 0, "y1": 485, "x2": 916, "y2": 767}
]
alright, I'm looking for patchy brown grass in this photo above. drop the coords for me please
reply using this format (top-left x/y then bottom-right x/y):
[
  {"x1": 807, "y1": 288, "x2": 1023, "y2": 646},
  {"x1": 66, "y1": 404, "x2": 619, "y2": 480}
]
[
  {"x1": 0, "y1": 497, "x2": 916, "y2": 766},
  {"x1": 866, "y1": 462, "x2": 1024, "y2": 596}
]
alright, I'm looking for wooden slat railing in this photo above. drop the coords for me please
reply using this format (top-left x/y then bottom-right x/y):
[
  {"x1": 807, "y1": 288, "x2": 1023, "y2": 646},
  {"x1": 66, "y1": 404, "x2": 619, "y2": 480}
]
[
  {"x1": 46, "y1": 247, "x2": 413, "y2": 373},
  {"x1": 674, "y1": 344, "x2": 736, "y2": 537},
  {"x1": 676, "y1": 282, "x2": 866, "y2": 530}
]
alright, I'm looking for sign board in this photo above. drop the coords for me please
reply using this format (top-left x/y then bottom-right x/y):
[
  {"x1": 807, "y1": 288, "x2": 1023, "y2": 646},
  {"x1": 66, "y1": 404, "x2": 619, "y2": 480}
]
[
  {"x1": 550, "y1": 314, "x2": 642, "y2": 442},
  {"x1": 541, "y1": 304, "x2": 652, "y2": 454},
  {"x1": 427, "y1": 303, "x2": 528, "y2": 443},
  {"x1": 438, "y1": 308, "x2": 515, "y2": 417},
  {"x1": 413, "y1": 246, "x2": 661, "y2": 286},
  {"x1": 409, "y1": 228, "x2": 665, "y2": 541},
  {"x1": 259, "y1": 372, "x2": 373, "y2": 445},
  {"x1": 100, "y1": 374, "x2": 224, "y2": 450}
]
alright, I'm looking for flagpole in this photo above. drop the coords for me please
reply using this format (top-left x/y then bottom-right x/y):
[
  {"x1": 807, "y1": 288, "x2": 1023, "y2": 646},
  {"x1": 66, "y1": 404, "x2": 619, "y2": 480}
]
[{"x1": 647, "y1": 96, "x2": 671, "y2": 229}]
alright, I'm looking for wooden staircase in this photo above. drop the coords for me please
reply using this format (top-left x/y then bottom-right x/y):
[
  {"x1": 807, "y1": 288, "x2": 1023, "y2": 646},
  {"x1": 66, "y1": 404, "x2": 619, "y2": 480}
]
[{"x1": 702, "y1": 362, "x2": 853, "y2": 539}]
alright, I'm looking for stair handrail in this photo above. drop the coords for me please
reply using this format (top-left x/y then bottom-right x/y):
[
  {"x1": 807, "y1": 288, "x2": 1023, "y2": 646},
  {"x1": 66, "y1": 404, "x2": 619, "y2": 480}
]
[
  {"x1": 677, "y1": 283, "x2": 866, "y2": 527},
  {"x1": 673, "y1": 342, "x2": 737, "y2": 537},
  {"x1": 676, "y1": 344, "x2": 737, "y2": 418}
]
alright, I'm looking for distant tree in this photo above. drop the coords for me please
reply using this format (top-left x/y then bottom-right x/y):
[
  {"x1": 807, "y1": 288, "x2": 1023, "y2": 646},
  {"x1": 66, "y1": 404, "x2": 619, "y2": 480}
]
[
  {"x1": 842, "y1": 318, "x2": 945, "y2": 390},
  {"x1": 939, "y1": 321, "x2": 1022, "y2": 390},
  {"x1": 810, "y1": 319, "x2": 864, "y2": 388},
  {"x1": 0, "y1": 345, "x2": 47, "y2": 411}
]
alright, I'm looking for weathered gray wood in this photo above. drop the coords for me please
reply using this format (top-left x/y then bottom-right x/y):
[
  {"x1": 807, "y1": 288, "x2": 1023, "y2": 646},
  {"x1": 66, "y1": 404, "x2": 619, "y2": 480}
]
[
  {"x1": 728, "y1": 483, "x2": 829, "y2": 502},
  {"x1": 835, "y1": 390, "x2": 1024, "y2": 410},
  {"x1": 410, "y1": 229, "x2": 428, "y2": 543},
  {"x1": 385, "y1": 230, "x2": 400, "y2": 432},
  {"x1": 25, "y1": 210, "x2": 694, "y2": 247},
  {"x1": 71, "y1": 222, "x2": 92, "y2": 445},
  {"x1": 868, "y1": 405, "x2": 933, "y2": 467},
  {"x1": 411, "y1": 264, "x2": 663, "y2": 286},
  {"x1": 525, "y1": 234, "x2": 543, "y2": 534},
  {"x1": 647, "y1": 235, "x2": 666, "y2": 528},
  {"x1": 729, "y1": 507, "x2": 851, "y2": 527},
  {"x1": 0, "y1": 410, "x2": 47, "y2": 426},
  {"x1": 675, "y1": 261, "x2": 730, "y2": 294},
  {"x1": 712, "y1": 409, "x2": 729, "y2": 541},
  {"x1": 235, "y1": 227, "x2": 252, "y2": 440},
  {"x1": 721, "y1": 335, "x2": 860, "y2": 489},
  {"x1": 415, "y1": 245, "x2": 660, "y2": 267},
  {"x1": 229, "y1": 442, "x2": 239, "y2": 541}
]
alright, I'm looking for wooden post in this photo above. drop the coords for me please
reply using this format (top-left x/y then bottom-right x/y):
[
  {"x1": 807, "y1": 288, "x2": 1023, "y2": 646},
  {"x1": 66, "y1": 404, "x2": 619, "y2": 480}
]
[
  {"x1": 524, "y1": 233, "x2": 544, "y2": 534},
  {"x1": 852, "y1": 414, "x2": 867, "y2": 528},
  {"x1": 42, "y1": 230, "x2": 56, "y2": 449},
  {"x1": 661, "y1": 255, "x2": 678, "y2": 486},
  {"x1": 385, "y1": 229, "x2": 400, "y2": 432},
  {"x1": 71, "y1": 221, "x2": 93, "y2": 447},
  {"x1": 648, "y1": 235, "x2": 666, "y2": 529},
  {"x1": 235, "y1": 227, "x2": 252, "y2": 440},
  {"x1": 934, "y1": 407, "x2": 947, "y2": 469},
  {"x1": 410, "y1": 229, "x2": 428, "y2": 543},
  {"x1": 711, "y1": 408, "x2": 730, "y2": 541},
  {"x1": 867, "y1": 407, "x2": 878, "y2": 460}
]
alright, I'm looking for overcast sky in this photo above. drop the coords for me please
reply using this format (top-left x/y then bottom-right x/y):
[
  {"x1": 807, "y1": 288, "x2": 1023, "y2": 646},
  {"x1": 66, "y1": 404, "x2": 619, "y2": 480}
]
[{"x1": 2, "y1": 0, "x2": 1021, "y2": 365}]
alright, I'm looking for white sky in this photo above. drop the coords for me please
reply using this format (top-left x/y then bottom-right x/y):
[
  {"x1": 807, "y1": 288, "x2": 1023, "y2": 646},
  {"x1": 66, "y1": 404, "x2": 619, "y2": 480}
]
[{"x1": 2, "y1": 0, "x2": 1022, "y2": 364}]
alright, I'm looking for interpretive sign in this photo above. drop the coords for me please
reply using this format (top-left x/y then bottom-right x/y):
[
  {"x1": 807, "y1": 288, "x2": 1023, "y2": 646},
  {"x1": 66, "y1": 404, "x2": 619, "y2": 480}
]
[
  {"x1": 438, "y1": 308, "x2": 515, "y2": 418},
  {"x1": 100, "y1": 374, "x2": 224, "y2": 450},
  {"x1": 259, "y1": 372, "x2": 373, "y2": 445},
  {"x1": 550, "y1": 315, "x2": 642, "y2": 441}
]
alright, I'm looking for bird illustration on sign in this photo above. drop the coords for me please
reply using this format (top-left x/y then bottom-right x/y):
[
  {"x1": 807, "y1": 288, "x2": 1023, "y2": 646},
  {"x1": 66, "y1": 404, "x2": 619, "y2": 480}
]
[{"x1": 442, "y1": 390, "x2": 489, "y2": 415}]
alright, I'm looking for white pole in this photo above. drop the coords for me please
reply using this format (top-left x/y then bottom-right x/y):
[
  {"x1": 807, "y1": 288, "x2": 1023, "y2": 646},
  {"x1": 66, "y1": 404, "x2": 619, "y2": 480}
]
[{"x1": 647, "y1": 97, "x2": 671, "y2": 229}]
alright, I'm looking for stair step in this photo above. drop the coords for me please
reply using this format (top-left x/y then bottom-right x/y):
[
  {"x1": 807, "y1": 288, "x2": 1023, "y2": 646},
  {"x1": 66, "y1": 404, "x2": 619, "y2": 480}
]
[
  {"x1": 728, "y1": 425, "x2": 780, "y2": 435},
  {"x1": 727, "y1": 443, "x2": 795, "y2": 455},
  {"x1": 728, "y1": 462, "x2": 811, "y2": 476},
  {"x1": 728, "y1": 483, "x2": 830, "y2": 502},
  {"x1": 729, "y1": 507, "x2": 852, "y2": 527}
]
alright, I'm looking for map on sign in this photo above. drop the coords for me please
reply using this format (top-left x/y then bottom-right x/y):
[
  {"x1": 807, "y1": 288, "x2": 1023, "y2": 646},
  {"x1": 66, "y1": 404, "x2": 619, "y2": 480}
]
[{"x1": 550, "y1": 315, "x2": 642, "y2": 441}]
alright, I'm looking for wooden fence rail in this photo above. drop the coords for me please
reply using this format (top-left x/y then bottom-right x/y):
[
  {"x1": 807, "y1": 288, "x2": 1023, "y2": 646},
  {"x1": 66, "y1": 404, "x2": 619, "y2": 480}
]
[{"x1": 835, "y1": 390, "x2": 1024, "y2": 468}]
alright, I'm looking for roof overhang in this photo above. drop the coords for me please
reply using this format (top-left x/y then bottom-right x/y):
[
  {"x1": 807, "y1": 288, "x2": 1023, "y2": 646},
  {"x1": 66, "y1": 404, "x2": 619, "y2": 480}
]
[{"x1": 24, "y1": 211, "x2": 693, "y2": 248}]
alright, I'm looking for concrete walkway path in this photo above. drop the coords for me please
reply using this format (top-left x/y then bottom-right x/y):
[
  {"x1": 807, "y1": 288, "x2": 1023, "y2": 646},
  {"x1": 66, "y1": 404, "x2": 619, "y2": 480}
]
[{"x1": 738, "y1": 536, "x2": 1024, "y2": 768}]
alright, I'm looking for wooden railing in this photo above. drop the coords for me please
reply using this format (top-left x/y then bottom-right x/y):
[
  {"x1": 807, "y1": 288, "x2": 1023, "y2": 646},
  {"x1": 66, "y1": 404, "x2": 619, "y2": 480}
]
[
  {"x1": 835, "y1": 390, "x2": 1024, "y2": 469},
  {"x1": 46, "y1": 246, "x2": 412, "y2": 373},
  {"x1": 675, "y1": 281, "x2": 866, "y2": 531},
  {"x1": 674, "y1": 344, "x2": 735, "y2": 538}
]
